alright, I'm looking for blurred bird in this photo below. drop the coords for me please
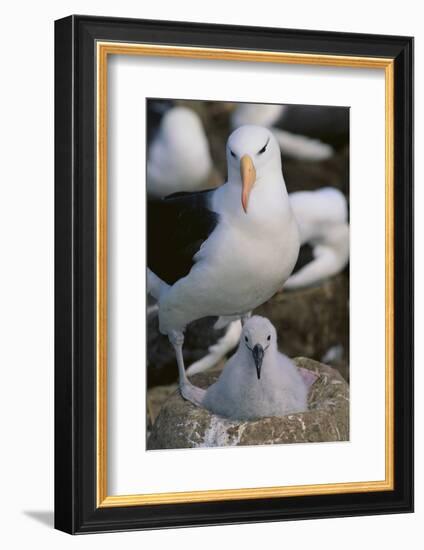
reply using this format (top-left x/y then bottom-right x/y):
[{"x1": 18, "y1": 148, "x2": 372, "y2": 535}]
[
  {"x1": 201, "y1": 316, "x2": 309, "y2": 420},
  {"x1": 276, "y1": 104, "x2": 350, "y2": 149},
  {"x1": 231, "y1": 103, "x2": 286, "y2": 128},
  {"x1": 231, "y1": 103, "x2": 336, "y2": 160},
  {"x1": 147, "y1": 106, "x2": 214, "y2": 198},
  {"x1": 284, "y1": 187, "x2": 349, "y2": 290},
  {"x1": 185, "y1": 319, "x2": 242, "y2": 376},
  {"x1": 147, "y1": 126, "x2": 300, "y2": 405}
]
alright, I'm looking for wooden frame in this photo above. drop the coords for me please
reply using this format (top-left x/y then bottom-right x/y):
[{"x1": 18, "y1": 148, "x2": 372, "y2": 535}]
[{"x1": 55, "y1": 15, "x2": 413, "y2": 533}]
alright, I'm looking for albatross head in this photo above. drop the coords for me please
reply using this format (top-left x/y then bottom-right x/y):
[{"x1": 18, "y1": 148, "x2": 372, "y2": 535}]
[
  {"x1": 241, "y1": 316, "x2": 277, "y2": 380},
  {"x1": 226, "y1": 125, "x2": 282, "y2": 213}
]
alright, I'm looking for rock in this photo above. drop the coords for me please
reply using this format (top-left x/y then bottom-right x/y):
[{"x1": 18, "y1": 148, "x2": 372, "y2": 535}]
[
  {"x1": 255, "y1": 272, "x2": 349, "y2": 381},
  {"x1": 147, "y1": 382, "x2": 178, "y2": 427},
  {"x1": 147, "y1": 357, "x2": 349, "y2": 449}
]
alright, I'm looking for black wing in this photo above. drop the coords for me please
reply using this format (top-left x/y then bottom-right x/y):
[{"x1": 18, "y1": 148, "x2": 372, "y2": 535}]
[{"x1": 147, "y1": 189, "x2": 219, "y2": 285}]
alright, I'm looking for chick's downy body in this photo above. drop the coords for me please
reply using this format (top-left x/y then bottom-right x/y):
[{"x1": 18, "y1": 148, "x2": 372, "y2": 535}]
[{"x1": 203, "y1": 316, "x2": 308, "y2": 420}]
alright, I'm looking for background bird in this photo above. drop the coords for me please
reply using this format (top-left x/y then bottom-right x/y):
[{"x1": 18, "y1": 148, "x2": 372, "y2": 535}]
[
  {"x1": 147, "y1": 125, "x2": 300, "y2": 404},
  {"x1": 231, "y1": 103, "x2": 335, "y2": 161},
  {"x1": 231, "y1": 103, "x2": 286, "y2": 129},
  {"x1": 284, "y1": 187, "x2": 349, "y2": 289},
  {"x1": 231, "y1": 103, "x2": 349, "y2": 152},
  {"x1": 201, "y1": 316, "x2": 309, "y2": 420},
  {"x1": 147, "y1": 106, "x2": 215, "y2": 198}
]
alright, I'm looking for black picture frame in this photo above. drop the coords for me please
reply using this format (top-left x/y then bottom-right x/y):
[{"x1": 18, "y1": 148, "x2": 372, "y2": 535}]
[{"x1": 55, "y1": 14, "x2": 413, "y2": 534}]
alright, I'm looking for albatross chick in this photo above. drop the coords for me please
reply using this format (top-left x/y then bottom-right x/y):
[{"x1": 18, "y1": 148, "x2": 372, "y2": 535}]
[{"x1": 201, "y1": 316, "x2": 309, "y2": 420}]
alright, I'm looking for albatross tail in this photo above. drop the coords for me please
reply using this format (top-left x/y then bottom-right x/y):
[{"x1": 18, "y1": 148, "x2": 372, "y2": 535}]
[{"x1": 147, "y1": 268, "x2": 169, "y2": 300}]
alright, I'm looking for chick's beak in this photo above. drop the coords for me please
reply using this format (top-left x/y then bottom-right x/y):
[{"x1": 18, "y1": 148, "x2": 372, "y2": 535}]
[
  {"x1": 240, "y1": 155, "x2": 256, "y2": 213},
  {"x1": 252, "y1": 344, "x2": 264, "y2": 380}
]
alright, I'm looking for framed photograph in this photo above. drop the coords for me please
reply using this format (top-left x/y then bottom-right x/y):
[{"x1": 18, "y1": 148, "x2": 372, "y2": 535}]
[{"x1": 54, "y1": 15, "x2": 413, "y2": 534}]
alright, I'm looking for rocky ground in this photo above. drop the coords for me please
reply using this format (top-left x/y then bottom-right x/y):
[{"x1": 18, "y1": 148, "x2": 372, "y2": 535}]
[{"x1": 148, "y1": 357, "x2": 349, "y2": 449}]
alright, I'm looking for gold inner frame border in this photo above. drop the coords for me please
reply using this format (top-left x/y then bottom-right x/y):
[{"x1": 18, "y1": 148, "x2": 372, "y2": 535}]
[{"x1": 96, "y1": 42, "x2": 394, "y2": 508}]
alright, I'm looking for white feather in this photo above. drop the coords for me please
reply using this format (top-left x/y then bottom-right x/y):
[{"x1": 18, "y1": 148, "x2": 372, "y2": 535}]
[
  {"x1": 147, "y1": 106, "x2": 213, "y2": 198},
  {"x1": 271, "y1": 128, "x2": 333, "y2": 161},
  {"x1": 176, "y1": 187, "x2": 349, "y2": 375},
  {"x1": 231, "y1": 104, "x2": 286, "y2": 128},
  {"x1": 156, "y1": 126, "x2": 300, "y2": 336},
  {"x1": 231, "y1": 103, "x2": 333, "y2": 160},
  {"x1": 285, "y1": 188, "x2": 349, "y2": 289},
  {"x1": 186, "y1": 320, "x2": 242, "y2": 376},
  {"x1": 202, "y1": 316, "x2": 308, "y2": 420}
]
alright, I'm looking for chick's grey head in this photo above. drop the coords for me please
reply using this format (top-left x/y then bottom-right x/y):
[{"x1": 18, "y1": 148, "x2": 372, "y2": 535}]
[
  {"x1": 226, "y1": 125, "x2": 282, "y2": 213},
  {"x1": 241, "y1": 316, "x2": 277, "y2": 380}
]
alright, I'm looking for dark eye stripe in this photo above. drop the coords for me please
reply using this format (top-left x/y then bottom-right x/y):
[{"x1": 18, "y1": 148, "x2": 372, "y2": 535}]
[{"x1": 258, "y1": 137, "x2": 270, "y2": 155}]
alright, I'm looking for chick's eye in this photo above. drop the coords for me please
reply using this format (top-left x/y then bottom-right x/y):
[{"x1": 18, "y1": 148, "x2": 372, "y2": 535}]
[
  {"x1": 244, "y1": 336, "x2": 248, "y2": 342},
  {"x1": 230, "y1": 149, "x2": 236, "y2": 158},
  {"x1": 267, "y1": 335, "x2": 271, "y2": 341}
]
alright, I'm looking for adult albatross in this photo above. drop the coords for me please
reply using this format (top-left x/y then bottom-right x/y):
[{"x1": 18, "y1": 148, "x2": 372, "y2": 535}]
[{"x1": 147, "y1": 125, "x2": 300, "y2": 405}]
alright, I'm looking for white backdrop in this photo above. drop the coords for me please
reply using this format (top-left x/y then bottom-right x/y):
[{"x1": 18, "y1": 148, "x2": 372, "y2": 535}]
[
  {"x1": 0, "y1": 1, "x2": 421, "y2": 549},
  {"x1": 108, "y1": 56, "x2": 385, "y2": 496}
]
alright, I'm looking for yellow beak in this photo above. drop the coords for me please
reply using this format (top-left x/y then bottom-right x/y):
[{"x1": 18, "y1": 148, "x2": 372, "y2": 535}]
[{"x1": 240, "y1": 155, "x2": 256, "y2": 213}]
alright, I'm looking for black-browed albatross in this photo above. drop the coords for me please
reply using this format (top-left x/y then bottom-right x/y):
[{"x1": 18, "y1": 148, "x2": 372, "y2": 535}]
[{"x1": 147, "y1": 125, "x2": 300, "y2": 405}]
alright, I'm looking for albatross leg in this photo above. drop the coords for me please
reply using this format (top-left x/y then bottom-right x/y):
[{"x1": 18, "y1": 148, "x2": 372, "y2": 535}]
[
  {"x1": 169, "y1": 330, "x2": 187, "y2": 383},
  {"x1": 169, "y1": 330, "x2": 206, "y2": 407}
]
